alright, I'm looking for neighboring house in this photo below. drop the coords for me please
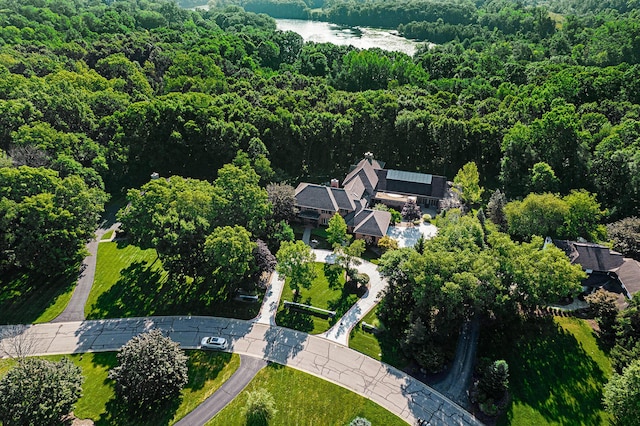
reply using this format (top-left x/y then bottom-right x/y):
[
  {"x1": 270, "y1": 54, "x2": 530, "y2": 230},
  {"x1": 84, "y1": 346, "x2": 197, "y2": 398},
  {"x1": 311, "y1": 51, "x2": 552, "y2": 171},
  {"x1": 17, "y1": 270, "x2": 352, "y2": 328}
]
[
  {"x1": 294, "y1": 152, "x2": 448, "y2": 244},
  {"x1": 551, "y1": 238, "x2": 640, "y2": 308}
]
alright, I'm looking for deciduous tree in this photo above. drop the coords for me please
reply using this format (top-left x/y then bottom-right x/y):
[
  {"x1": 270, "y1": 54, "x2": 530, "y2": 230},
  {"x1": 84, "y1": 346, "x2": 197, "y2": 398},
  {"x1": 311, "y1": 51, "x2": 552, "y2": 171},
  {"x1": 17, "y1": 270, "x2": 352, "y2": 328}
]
[
  {"x1": 275, "y1": 240, "x2": 316, "y2": 296},
  {"x1": 453, "y1": 161, "x2": 484, "y2": 206},
  {"x1": 0, "y1": 358, "x2": 83, "y2": 426},
  {"x1": 109, "y1": 329, "x2": 188, "y2": 414},
  {"x1": 327, "y1": 213, "x2": 349, "y2": 247},
  {"x1": 603, "y1": 359, "x2": 640, "y2": 426}
]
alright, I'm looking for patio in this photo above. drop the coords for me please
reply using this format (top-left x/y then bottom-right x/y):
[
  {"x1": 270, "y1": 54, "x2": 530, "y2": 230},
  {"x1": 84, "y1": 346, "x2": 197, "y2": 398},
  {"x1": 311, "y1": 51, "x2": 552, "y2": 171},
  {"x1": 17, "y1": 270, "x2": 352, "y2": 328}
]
[{"x1": 386, "y1": 221, "x2": 438, "y2": 248}]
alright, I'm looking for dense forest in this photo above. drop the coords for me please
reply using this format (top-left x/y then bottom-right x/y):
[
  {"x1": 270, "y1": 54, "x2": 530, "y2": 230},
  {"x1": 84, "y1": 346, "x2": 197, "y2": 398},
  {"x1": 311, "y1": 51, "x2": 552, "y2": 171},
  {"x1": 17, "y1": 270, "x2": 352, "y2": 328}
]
[{"x1": 0, "y1": 0, "x2": 637, "y2": 215}]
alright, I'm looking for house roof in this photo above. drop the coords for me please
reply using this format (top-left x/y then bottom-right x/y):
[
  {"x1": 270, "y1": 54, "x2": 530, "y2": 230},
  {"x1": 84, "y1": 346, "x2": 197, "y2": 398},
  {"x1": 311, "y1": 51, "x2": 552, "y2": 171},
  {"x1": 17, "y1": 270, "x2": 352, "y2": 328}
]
[
  {"x1": 331, "y1": 188, "x2": 356, "y2": 211},
  {"x1": 343, "y1": 177, "x2": 366, "y2": 200},
  {"x1": 348, "y1": 209, "x2": 391, "y2": 238},
  {"x1": 387, "y1": 169, "x2": 433, "y2": 185},
  {"x1": 617, "y1": 258, "x2": 640, "y2": 297},
  {"x1": 294, "y1": 183, "x2": 337, "y2": 212},
  {"x1": 343, "y1": 159, "x2": 378, "y2": 197},
  {"x1": 554, "y1": 240, "x2": 624, "y2": 272},
  {"x1": 375, "y1": 169, "x2": 448, "y2": 199}
]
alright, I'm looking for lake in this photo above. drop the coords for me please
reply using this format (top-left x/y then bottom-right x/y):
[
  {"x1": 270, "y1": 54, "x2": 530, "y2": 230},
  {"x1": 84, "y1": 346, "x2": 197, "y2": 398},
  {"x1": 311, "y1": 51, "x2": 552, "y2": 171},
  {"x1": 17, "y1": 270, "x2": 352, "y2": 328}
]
[{"x1": 275, "y1": 19, "x2": 422, "y2": 56}]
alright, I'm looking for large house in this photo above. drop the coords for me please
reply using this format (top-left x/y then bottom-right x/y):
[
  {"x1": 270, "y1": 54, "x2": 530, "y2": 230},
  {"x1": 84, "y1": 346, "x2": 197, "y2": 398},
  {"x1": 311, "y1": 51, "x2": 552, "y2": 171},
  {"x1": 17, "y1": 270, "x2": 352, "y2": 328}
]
[
  {"x1": 294, "y1": 153, "x2": 449, "y2": 244},
  {"x1": 551, "y1": 239, "x2": 640, "y2": 308}
]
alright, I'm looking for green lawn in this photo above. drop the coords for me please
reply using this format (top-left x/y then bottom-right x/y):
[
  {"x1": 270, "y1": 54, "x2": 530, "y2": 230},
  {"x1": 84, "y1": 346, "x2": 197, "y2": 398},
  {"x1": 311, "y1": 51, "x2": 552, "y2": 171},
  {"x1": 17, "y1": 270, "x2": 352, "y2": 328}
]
[
  {"x1": 276, "y1": 262, "x2": 359, "y2": 334},
  {"x1": 479, "y1": 316, "x2": 612, "y2": 426},
  {"x1": 0, "y1": 270, "x2": 76, "y2": 324},
  {"x1": 349, "y1": 306, "x2": 409, "y2": 369},
  {"x1": 205, "y1": 364, "x2": 407, "y2": 426},
  {"x1": 101, "y1": 229, "x2": 114, "y2": 240},
  {"x1": 0, "y1": 351, "x2": 240, "y2": 425},
  {"x1": 87, "y1": 242, "x2": 260, "y2": 319}
]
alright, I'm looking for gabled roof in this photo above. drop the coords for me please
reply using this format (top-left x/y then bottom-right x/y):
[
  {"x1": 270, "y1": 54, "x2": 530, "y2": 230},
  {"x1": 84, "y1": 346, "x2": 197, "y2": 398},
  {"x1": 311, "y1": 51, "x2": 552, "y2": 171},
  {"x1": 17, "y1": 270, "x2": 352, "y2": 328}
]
[
  {"x1": 343, "y1": 159, "x2": 378, "y2": 197},
  {"x1": 343, "y1": 177, "x2": 366, "y2": 201},
  {"x1": 294, "y1": 183, "x2": 337, "y2": 212},
  {"x1": 348, "y1": 209, "x2": 391, "y2": 238}
]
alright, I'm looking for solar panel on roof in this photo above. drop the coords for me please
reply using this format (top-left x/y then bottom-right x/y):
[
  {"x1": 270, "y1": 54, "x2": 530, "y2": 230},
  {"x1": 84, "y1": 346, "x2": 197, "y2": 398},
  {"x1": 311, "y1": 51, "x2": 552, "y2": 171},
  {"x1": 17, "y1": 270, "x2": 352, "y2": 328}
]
[{"x1": 386, "y1": 170, "x2": 432, "y2": 185}]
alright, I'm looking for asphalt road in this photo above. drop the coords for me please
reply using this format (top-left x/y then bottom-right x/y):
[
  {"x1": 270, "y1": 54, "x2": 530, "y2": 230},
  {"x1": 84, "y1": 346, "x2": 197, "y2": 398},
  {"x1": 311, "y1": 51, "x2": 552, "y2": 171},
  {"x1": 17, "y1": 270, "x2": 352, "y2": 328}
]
[
  {"x1": 0, "y1": 317, "x2": 483, "y2": 426},
  {"x1": 174, "y1": 354, "x2": 267, "y2": 426},
  {"x1": 433, "y1": 316, "x2": 480, "y2": 408}
]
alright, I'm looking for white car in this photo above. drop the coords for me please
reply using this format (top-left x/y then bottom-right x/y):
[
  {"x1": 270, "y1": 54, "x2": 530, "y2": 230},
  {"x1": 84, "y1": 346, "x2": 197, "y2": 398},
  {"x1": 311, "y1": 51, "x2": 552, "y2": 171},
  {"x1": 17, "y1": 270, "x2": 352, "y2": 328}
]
[{"x1": 200, "y1": 336, "x2": 228, "y2": 350}]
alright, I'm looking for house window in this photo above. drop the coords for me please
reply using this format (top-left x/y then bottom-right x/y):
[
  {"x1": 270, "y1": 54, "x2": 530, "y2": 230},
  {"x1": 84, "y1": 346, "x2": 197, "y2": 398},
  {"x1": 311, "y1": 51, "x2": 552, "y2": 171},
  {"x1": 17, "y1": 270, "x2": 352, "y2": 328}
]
[{"x1": 321, "y1": 217, "x2": 329, "y2": 225}]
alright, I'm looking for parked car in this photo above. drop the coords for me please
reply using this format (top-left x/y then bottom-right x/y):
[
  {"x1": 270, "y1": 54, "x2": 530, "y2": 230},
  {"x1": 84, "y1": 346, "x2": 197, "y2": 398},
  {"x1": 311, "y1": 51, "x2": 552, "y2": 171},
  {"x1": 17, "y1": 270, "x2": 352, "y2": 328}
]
[{"x1": 200, "y1": 336, "x2": 228, "y2": 350}]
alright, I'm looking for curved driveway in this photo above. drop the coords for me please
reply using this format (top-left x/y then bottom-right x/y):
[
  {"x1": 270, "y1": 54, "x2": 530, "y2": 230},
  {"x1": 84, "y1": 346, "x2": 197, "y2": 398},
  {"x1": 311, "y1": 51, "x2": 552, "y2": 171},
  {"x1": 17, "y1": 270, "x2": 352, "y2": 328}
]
[{"x1": 0, "y1": 316, "x2": 481, "y2": 426}]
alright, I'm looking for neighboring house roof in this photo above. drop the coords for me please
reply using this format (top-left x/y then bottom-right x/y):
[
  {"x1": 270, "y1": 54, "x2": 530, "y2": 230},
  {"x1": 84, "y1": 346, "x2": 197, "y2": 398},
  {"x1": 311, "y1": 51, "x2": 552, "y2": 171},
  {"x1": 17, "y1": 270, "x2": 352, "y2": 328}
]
[
  {"x1": 348, "y1": 209, "x2": 392, "y2": 238},
  {"x1": 618, "y1": 259, "x2": 640, "y2": 297},
  {"x1": 554, "y1": 239, "x2": 640, "y2": 303},
  {"x1": 343, "y1": 176, "x2": 366, "y2": 200},
  {"x1": 554, "y1": 240, "x2": 624, "y2": 272}
]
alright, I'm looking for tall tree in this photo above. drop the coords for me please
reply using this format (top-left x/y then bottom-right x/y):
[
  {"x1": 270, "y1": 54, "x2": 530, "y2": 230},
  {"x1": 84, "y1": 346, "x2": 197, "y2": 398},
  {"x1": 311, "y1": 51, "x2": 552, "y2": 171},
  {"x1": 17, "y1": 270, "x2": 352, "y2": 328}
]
[
  {"x1": 275, "y1": 240, "x2": 316, "y2": 296},
  {"x1": 0, "y1": 358, "x2": 83, "y2": 426},
  {"x1": 453, "y1": 161, "x2": 484, "y2": 206},
  {"x1": 204, "y1": 225, "x2": 256, "y2": 295},
  {"x1": 486, "y1": 189, "x2": 507, "y2": 232},
  {"x1": 109, "y1": 329, "x2": 188, "y2": 414},
  {"x1": 607, "y1": 217, "x2": 640, "y2": 260},
  {"x1": 266, "y1": 182, "x2": 297, "y2": 223},
  {"x1": 327, "y1": 213, "x2": 349, "y2": 247},
  {"x1": 603, "y1": 359, "x2": 640, "y2": 426}
]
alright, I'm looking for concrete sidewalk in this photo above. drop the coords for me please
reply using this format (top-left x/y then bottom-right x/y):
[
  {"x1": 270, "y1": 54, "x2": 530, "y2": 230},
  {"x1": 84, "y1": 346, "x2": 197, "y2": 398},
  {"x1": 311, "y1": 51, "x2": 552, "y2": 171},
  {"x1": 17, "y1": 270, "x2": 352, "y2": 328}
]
[
  {"x1": 0, "y1": 317, "x2": 482, "y2": 426},
  {"x1": 254, "y1": 271, "x2": 286, "y2": 326},
  {"x1": 315, "y1": 249, "x2": 388, "y2": 345}
]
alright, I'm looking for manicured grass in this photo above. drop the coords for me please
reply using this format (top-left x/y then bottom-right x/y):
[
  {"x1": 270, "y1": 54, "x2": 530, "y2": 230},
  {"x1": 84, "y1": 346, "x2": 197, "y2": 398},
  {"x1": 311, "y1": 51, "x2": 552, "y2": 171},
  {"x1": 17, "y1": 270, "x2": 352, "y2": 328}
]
[
  {"x1": 0, "y1": 351, "x2": 240, "y2": 425},
  {"x1": 87, "y1": 242, "x2": 260, "y2": 320},
  {"x1": 276, "y1": 262, "x2": 359, "y2": 334},
  {"x1": 349, "y1": 306, "x2": 409, "y2": 369},
  {"x1": 101, "y1": 229, "x2": 114, "y2": 240},
  {"x1": 205, "y1": 364, "x2": 406, "y2": 426},
  {"x1": 0, "y1": 270, "x2": 76, "y2": 324},
  {"x1": 479, "y1": 315, "x2": 612, "y2": 426}
]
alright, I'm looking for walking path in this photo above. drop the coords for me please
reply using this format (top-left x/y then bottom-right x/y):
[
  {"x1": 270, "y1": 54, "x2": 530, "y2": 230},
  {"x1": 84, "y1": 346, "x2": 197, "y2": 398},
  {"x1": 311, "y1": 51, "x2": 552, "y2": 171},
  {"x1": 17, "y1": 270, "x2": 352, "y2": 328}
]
[
  {"x1": 0, "y1": 317, "x2": 482, "y2": 426},
  {"x1": 174, "y1": 354, "x2": 267, "y2": 426},
  {"x1": 52, "y1": 210, "x2": 120, "y2": 323},
  {"x1": 253, "y1": 271, "x2": 286, "y2": 326},
  {"x1": 313, "y1": 249, "x2": 387, "y2": 345}
]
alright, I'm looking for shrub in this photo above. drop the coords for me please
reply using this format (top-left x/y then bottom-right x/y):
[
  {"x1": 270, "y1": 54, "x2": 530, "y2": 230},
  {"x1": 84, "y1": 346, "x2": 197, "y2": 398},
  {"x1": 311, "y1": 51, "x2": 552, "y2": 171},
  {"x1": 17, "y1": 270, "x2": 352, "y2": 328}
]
[
  {"x1": 349, "y1": 417, "x2": 372, "y2": 426},
  {"x1": 245, "y1": 389, "x2": 277, "y2": 426}
]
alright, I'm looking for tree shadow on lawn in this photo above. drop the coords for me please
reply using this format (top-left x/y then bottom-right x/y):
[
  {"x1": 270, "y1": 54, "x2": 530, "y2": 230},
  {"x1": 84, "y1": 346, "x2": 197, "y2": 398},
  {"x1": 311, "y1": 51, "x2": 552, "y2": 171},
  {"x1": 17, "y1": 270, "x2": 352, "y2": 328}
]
[
  {"x1": 89, "y1": 260, "x2": 261, "y2": 320},
  {"x1": 96, "y1": 394, "x2": 182, "y2": 426},
  {"x1": 88, "y1": 261, "x2": 197, "y2": 319},
  {"x1": 484, "y1": 316, "x2": 609, "y2": 426},
  {"x1": 0, "y1": 269, "x2": 76, "y2": 324},
  {"x1": 276, "y1": 306, "x2": 315, "y2": 333},
  {"x1": 184, "y1": 350, "x2": 234, "y2": 392}
]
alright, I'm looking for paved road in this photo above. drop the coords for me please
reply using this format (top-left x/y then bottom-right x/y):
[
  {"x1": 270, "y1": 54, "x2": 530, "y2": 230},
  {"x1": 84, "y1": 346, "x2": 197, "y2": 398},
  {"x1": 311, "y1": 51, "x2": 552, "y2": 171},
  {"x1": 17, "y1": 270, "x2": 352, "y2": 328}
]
[
  {"x1": 0, "y1": 317, "x2": 482, "y2": 426},
  {"x1": 52, "y1": 208, "x2": 120, "y2": 323},
  {"x1": 433, "y1": 316, "x2": 480, "y2": 408},
  {"x1": 174, "y1": 354, "x2": 267, "y2": 426}
]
